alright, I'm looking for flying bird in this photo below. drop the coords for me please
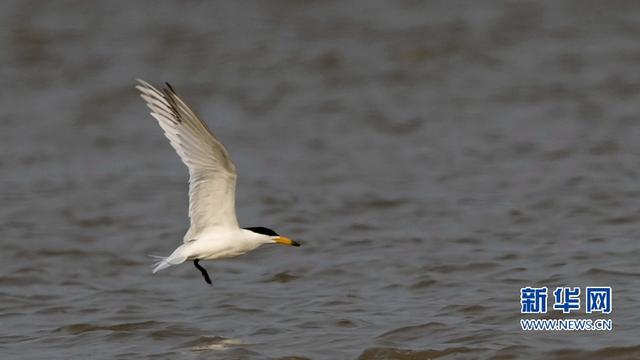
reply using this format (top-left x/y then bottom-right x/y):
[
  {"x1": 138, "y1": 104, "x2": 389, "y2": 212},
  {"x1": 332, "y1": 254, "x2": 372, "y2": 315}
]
[{"x1": 135, "y1": 79, "x2": 299, "y2": 285}]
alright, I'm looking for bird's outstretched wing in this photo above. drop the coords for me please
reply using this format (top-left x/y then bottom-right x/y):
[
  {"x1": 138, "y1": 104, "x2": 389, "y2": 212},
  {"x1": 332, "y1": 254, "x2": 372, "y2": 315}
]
[{"x1": 136, "y1": 79, "x2": 239, "y2": 241}]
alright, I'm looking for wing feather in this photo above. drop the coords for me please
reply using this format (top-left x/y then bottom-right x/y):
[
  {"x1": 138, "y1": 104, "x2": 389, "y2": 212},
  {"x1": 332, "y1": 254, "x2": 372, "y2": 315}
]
[{"x1": 136, "y1": 79, "x2": 239, "y2": 241}]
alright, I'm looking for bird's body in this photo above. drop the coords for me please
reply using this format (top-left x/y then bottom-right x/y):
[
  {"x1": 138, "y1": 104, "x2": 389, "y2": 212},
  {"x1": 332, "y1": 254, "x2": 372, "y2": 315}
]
[
  {"x1": 135, "y1": 79, "x2": 299, "y2": 284},
  {"x1": 152, "y1": 227, "x2": 271, "y2": 272}
]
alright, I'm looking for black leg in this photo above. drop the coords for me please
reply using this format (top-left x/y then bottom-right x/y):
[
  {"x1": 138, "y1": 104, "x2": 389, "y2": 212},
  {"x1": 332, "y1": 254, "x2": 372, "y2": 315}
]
[{"x1": 194, "y1": 259, "x2": 212, "y2": 285}]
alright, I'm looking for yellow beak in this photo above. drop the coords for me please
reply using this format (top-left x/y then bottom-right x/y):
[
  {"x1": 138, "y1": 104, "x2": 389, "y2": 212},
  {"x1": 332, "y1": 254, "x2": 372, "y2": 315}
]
[{"x1": 274, "y1": 236, "x2": 300, "y2": 247}]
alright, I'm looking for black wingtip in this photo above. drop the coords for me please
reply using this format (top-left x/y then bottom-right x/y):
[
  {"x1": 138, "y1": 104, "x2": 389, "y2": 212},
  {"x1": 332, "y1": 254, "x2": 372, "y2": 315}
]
[{"x1": 161, "y1": 84, "x2": 182, "y2": 124}]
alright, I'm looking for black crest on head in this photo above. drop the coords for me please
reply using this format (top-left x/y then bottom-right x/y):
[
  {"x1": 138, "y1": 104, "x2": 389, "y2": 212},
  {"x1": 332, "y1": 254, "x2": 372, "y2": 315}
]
[{"x1": 244, "y1": 227, "x2": 279, "y2": 236}]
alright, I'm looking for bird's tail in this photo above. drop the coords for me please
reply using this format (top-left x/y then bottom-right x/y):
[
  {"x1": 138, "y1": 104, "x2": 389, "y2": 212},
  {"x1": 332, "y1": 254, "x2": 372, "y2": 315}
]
[
  {"x1": 150, "y1": 245, "x2": 188, "y2": 273},
  {"x1": 150, "y1": 255, "x2": 173, "y2": 273}
]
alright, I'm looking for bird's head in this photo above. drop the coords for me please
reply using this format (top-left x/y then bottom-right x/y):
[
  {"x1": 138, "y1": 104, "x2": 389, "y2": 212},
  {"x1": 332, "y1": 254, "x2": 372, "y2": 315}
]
[{"x1": 244, "y1": 227, "x2": 300, "y2": 247}]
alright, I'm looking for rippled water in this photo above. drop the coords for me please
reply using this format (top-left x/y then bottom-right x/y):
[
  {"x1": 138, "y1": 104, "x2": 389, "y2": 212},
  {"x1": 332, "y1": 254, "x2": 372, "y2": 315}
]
[{"x1": 2, "y1": 1, "x2": 640, "y2": 359}]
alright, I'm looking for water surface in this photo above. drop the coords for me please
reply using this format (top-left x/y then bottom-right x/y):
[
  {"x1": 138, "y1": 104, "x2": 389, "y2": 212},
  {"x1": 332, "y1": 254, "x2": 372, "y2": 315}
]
[{"x1": 1, "y1": 1, "x2": 640, "y2": 359}]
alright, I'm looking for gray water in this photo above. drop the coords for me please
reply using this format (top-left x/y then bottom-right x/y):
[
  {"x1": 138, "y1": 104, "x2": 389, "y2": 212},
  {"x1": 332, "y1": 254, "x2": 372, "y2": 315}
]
[{"x1": 1, "y1": 1, "x2": 640, "y2": 359}]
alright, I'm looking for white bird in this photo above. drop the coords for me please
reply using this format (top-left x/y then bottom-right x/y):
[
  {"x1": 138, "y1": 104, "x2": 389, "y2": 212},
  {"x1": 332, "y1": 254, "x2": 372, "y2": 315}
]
[{"x1": 135, "y1": 79, "x2": 299, "y2": 285}]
